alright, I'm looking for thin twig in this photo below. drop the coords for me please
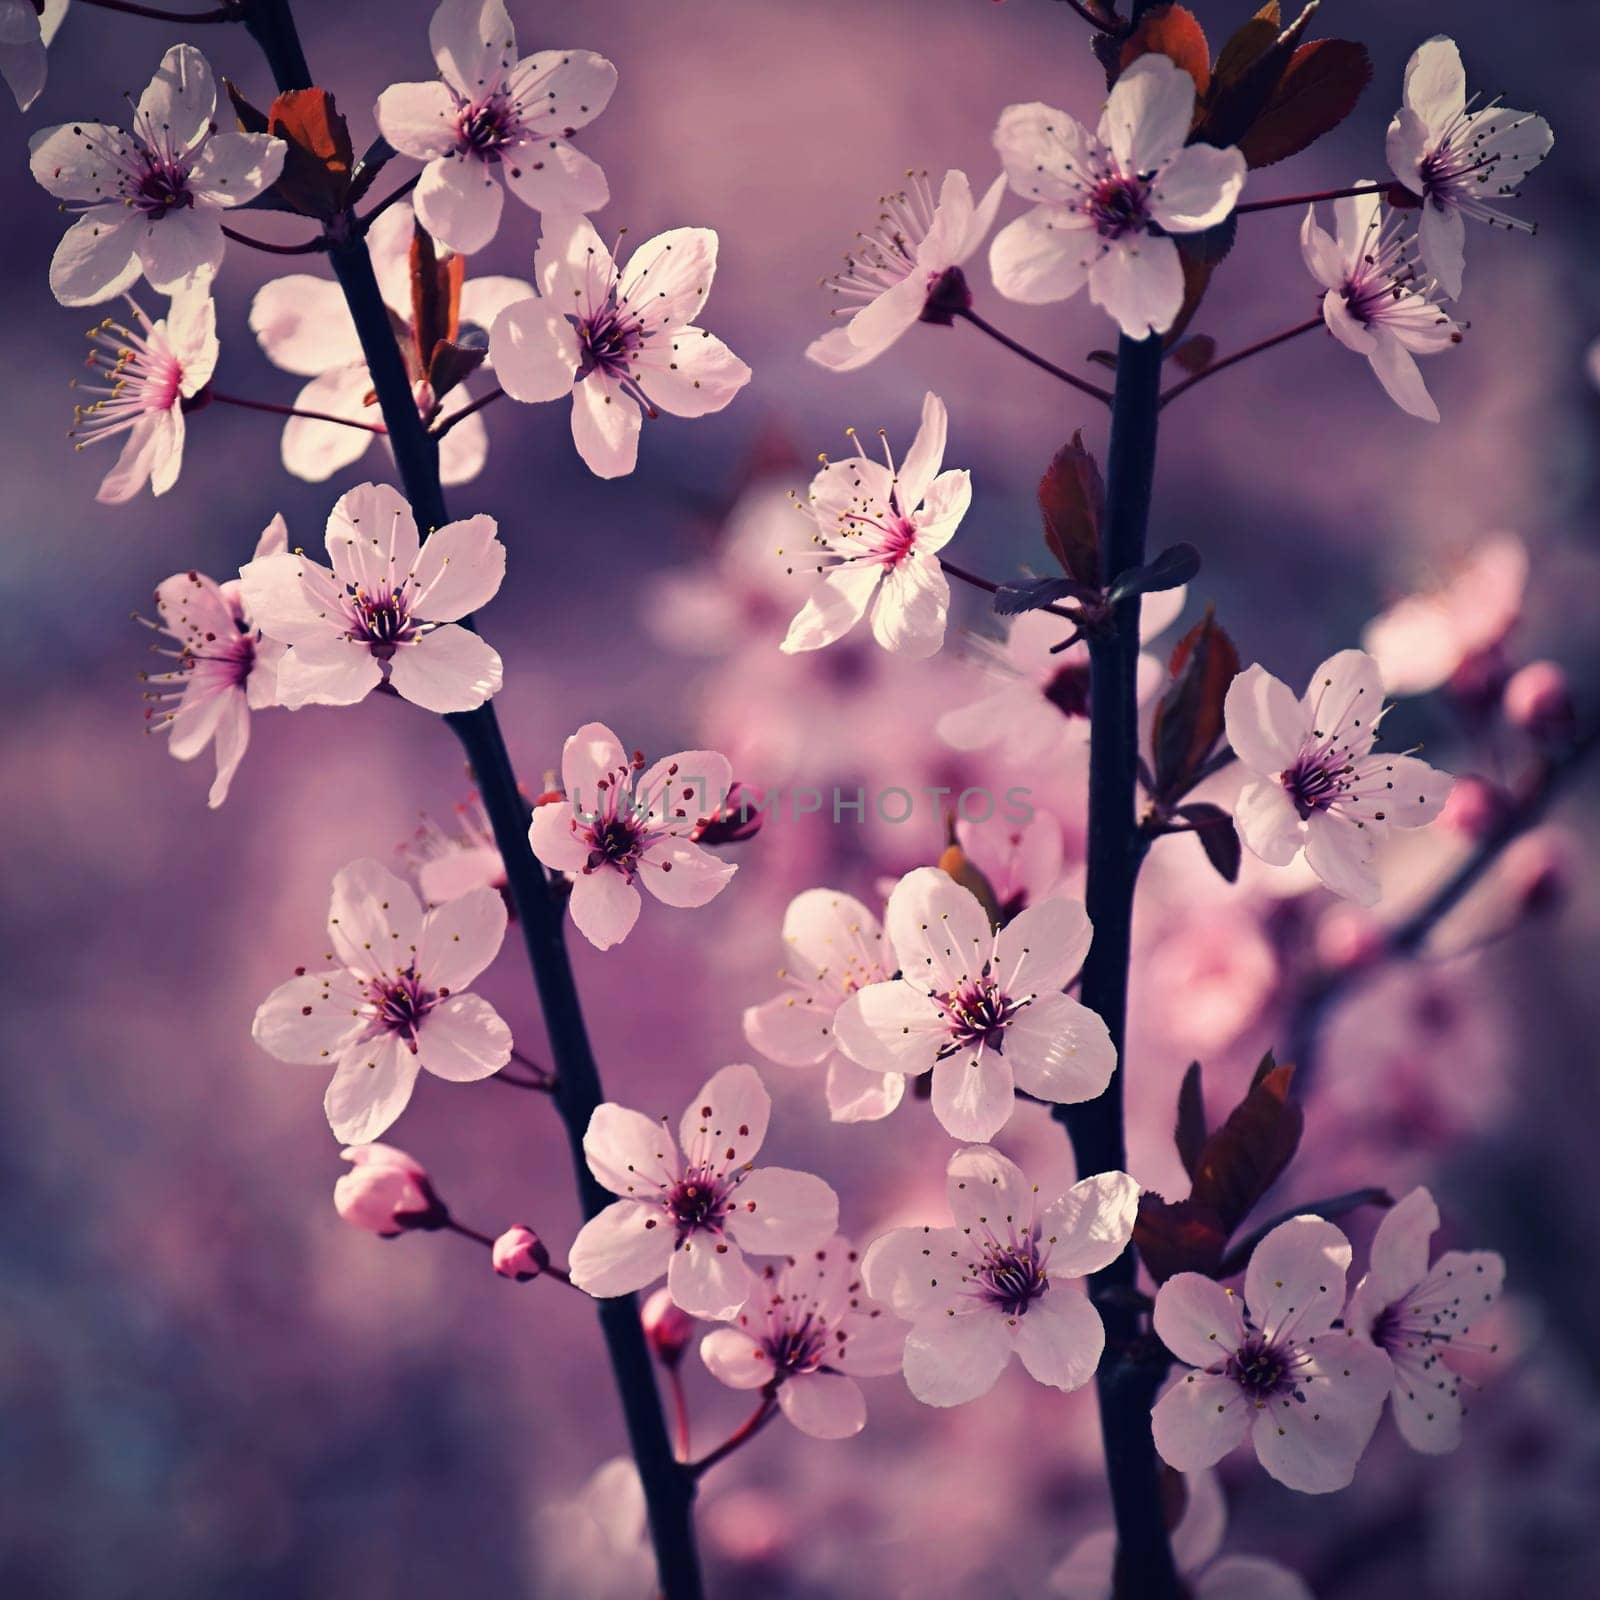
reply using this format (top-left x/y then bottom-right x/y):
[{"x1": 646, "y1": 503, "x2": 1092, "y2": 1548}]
[
  {"x1": 688, "y1": 1395, "x2": 779, "y2": 1479},
  {"x1": 1159, "y1": 317, "x2": 1323, "y2": 408},
  {"x1": 957, "y1": 308, "x2": 1113, "y2": 405},
  {"x1": 220, "y1": 223, "x2": 327, "y2": 256},
  {"x1": 360, "y1": 174, "x2": 421, "y2": 232},
  {"x1": 1234, "y1": 182, "x2": 1392, "y2": 216},
  {"x1": 432, "y1": 386, "x2": 505, "y2": 441},
  {"x1": 209, "y1": 391, "x2": 387, "y2": 434},
  {"x1": 939, "y1": 559, "x2": 1085, "y2": 625}
]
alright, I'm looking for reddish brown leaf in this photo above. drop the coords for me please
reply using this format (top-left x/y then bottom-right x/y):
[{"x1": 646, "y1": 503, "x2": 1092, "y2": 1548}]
[
  {"x1": 1150, "y1": 609, "x2": 1240, "y2": 799},
  {"x1": 1198, "y1": 1, "x2": 1320, "y2": 150},
  {"x1": 1133, "y1": 1193, "x2": 1228, "y2": 1283},
  {"x1": 267, "y1": 88, "x2": 354, "y2": 219},
  {"x1": 1175, "y1": 1061, "x2": 1207, "y2": 1179},
  {"x1": 224, "y1": 78, "x2": 270, "y2": 135},
  {"x1": 409, "y1": 223, "x2": 465, "y2": 376},
  {"x1": 1168, "y1": 334, "x2": 1216, "y2": 376},
  {"x1": 425, "y1": 338, "x2": 487, "y2": 403},
  {"x1": 1039, "y1": 433, "x2": 1104, "y2": 587},
  {"x1": 1120, "y1": 4, "x2": 1210, "y2": 99},
  {"x1": 937, "y1": 842, "x2": 1003, "y2": 932},
  {"x1": 1238, "y1": 39, "x2": 1372, "y2": 168},
  {"x1": 1190, "y1": 1063, "x2": 1303, "y2": 1234}
]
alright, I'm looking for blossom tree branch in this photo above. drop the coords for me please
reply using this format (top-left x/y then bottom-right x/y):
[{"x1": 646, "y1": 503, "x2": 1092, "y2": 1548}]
[
  {"x1": 1056, "y1": 330, "x2": 1184, "y2": 1598},
  {"x1": 431, "y1": 386, "x2": 505, "y2": 441},
  {"x1": 1287, "y1": 721, "x2": 1600, "y2": 1077},
  {"x1": 240, "y1": 3, "x2": 705, "y2": 1596},
  {"x1": 206, "y1": 390, "x2": 387, "y2": 433},
  {"x1": 220, "y1": 223, "x2": 327, "y2": 255},
  {"x1": 1234, "y1": 182, "x2": 1393, "y2": 216},
  {"x1": 956, "y1": 307, "x2": 1113, "y2": 405},
  {"x1": 1159, "y1": 317, "x2": 1324, "y2": 408},
  {"x1": 80, "y1": 0, "x2": 242, "y2": 20}
]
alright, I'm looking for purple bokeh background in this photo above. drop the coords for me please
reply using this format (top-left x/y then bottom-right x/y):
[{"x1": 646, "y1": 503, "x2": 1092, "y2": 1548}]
[{"x1": 5, "y1": 1, "x2": 1600, "y2": 1596}]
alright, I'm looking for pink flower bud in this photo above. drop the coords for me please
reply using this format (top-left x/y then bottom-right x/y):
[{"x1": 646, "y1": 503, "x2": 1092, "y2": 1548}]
[
  {"x1": 641, "y1": 1287, "x2": 694, "y2": 1365},
  {"x1": 1316, "y1": 905, "x2": 1383, "y2": 973},
  {"x1": 1440, "y1": 774, "x2": 1509, "y2": 841},
  {"x1": 492, "y1": 1225, "x2": 550, "y2": 1282},
  {"x1": 690, "y1": 781, "x2": 764, "y2": 846},
  {"x1": 335, "y1": 1143, "x2": 442, "y2": 1236},
  {"x1": 1503, "y1": 660, "x2": 1576, "y2": 742},
  {"x1": 1505, "y1": 830, "x2": 1572, "y2": 919}
]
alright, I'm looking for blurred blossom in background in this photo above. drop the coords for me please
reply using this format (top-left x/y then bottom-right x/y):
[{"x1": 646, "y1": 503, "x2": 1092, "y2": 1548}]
[{"x1": 3, "y1": 1, "x2": 1600, "y2": 1597}]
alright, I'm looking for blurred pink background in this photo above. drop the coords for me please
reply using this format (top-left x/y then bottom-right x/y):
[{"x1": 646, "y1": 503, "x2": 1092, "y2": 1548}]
[{"x1": 4, "y1": 1, "x2": 1600, "y2": 1595}]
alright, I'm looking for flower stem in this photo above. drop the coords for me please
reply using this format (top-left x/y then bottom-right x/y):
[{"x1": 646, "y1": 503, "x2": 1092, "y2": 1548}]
[
  {"x1": 956, "y1": 307, "x2": 1113, "y2": 405},
  {"x1": 444, "y1": 1217, "x2": 497, "y2": 1250},
  {"x1": 1287, "y1": 722, "x2": 1600, "y2": 1077},
  {"x1": 1158, "y1": 316, "x2": 1323, "y2": 407},
  {"x1": 208, "y1": 390, "x2": 388, "y2": 434},
  {"x1": 241, "y1": 4, "x2": 703, "y2": 1596},
  {"x1": 1233, "y1": 182, "x2": 1392, "y2": 215},
  {"x1": 360, "y1": 174, "x2": 422, "y2": 232},
  {"x1": 432, "y1": 386, "x2": 505, "y2": 441},
  {"x1": 939, "y1": 558, "x2": 1084, "y2": 624},
  {"x1": 688, "y1": 1394, "x2": 779, "y2": 1479},
  {"x1": 1057, "y1": 330, "x2": 1184, "y2": 1599},
  {"x1": 666, "y1": 1364, "x2": 692, "y2": 1463},
  {"x1": 220, "y1": 223, "x2": 327, "y2": 256}
]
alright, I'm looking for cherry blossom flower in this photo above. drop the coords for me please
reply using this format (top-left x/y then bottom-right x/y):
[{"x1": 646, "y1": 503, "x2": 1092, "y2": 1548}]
[
  {"x1": 489, "y1": 215, "x2": 751, "y2": 478},
  {"x1": 779, "y1": 392, "x2": 969, "y2": 661},
  {"x1": 253, "y1": 858, "x2": 513, "y2": 1143},
  {"x1": 375, "y1": 0, "x2": 614, "y2": 255},
  {"x1": 1360, "y1": 535, "x2": 1526, "y2": 697},
  {"x1": 806, "y1": 168, "x2": 1006, "y2": 372},
  {"x1": 1151, "y1": 1215, "x2": 1393, "y2": 1493},
  {"x1": 239, "y1": 481, "x2": 505, "y2": 714},
  {"x1": 989, "y1": 56, "x2": 1247, "y2": 338},
  {"x1": 400, "y1": 794, "x2": 507, "y2": 905},
  {"x1": 70, "y1": 285, "x2": 215, "y2": 504},
  {"x1": 567, "y1": 1063, "x2": 839, "y2": 1320},
  {"x1": 334, "y1": 1142, "x2": 442, "y2": 1235},
  {"x1": 938, "y1": 587, "x2": 1185, "y2": 761},
  {"x1": 1387, "y1": 36, "x2": 1553, "y2": 300},
  {"x1": 955, "y1": 809, "x2": 1069, "y2": 922},
  {"x1": 249, "y1": 203, "x2": 530, "y2": 485},
  {"x1": 833, "y1": 867, "x2": 1115, "y2": 1141},
  {"x1": 29, "y1": 44, "x2": 285, "y2": 306},
  {"x1": 535, "y1": 1458, "x2": 654, "y2": 1600},
  {"x1": 700, "y1": 1236, "x2": 906, "y2": 1439},
  {"x1": 863, "y1": 1146, "x2": 1139, "y2": 1407},
  {"x1": 1300, "y1": 189, "x2": 1461, "y2": 422},
  {"x1": 141, "y1": 517, "x2": 286, "y2": 809},
  {"x1": 1348, "y1": 1186, "x2": 1505, "y2": 1455},
  {"x1": 1, "y1": 0, "x2": 67, "y2": 114},
  {"x1": 1224, "y1": 649, "x2": 1453, "y2": 905},
  {"x1": 528, "y1": 721, "x2": 736, "y2": 950},
  {"x1": 1050, "y1": 1468, "x2": 1312, "y2": 1600},
  {"x1": 743, "y1": 888, "x2": 904, "y2": 1124}
]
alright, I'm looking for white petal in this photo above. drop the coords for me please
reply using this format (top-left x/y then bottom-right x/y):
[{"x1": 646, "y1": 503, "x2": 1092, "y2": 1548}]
[
  {"x1": 1418, "y1": 200, "x2": 1467, "y2": 301},
  {"x1": 417, "y1": 885, "x2": 506, "y2": 991},
  {"x1": 1366, "y1": 330, "x2": 1439, "y2": 423},
  {"x1": 992, "y1": 101, "x2": 1095, "y2": 208},
  {"x1": 870, "y1": 554, "x2": 949, "y2": 659},
  {"x1": 1234, "y1": 779, "x2": 1304, "y2": 868},
  {"x1": 824, "y1": 1055, "x2": 906, "y2": 1122},
  {"x1": 780, "y1": 564, "x2": 881, "y2": 654},
  {"x1": 489, "y1": 298, "x2": 579, "y2": 402},
  {"x1": 279, "y1": 368, "x2": 378, "y2": 482},
  {"x1": 1012, "y1": 1289, "x2": 1104, "y2": 1392},
  {"x1": 324, "y1": 1034, "x2": 423, "y2": 1144},
  {"x1": 529, "y1": 798, "x2": 591, "y2": 872},
  {"x1": 408, "y1": 513, "x2": 505, "y2": 621},
  {"x1": 860, "y1": 1225, "x2": 965, "y2": 1320},
  {"x1": 135, "y1": 208, "x2": 225, "y2": 294},
  {"x1": 995, "y1": 894, "x2": 1092, "y2": 994},
  {"x1": 896, "y1": 391, "x2": 947, "y2": 512},
  {"x1": 678, "y1": 1062, "x2": 770, "y2": 1169},
  {"x1": 276, "y1": 637, "x2": 383, "y2": 709},
  {"x1": 1361, "y1": 1186, "x2": 1439, "y2": 1309},
  {"x1": 1248, "y1": 1332, "x2": 1391, "y2": 1492},
  {"x1": 326, "y1": 481, "x2": 420, "y2": 588},
  {"x1": 187, "y1": 132, "x2": 286, "y2": 209},
  {"x1": 630, "y1": 328, "x2": 750, "y2": 419},
  {"x1": 387, "y1": 625, "x2": 503, "y2": 712},
  {"x1": 328, "y1": 858, "x2": 424, "y2": 979},
  {"x1": 251, "y1": 275, "x2": 362, "y2": 375},
  {"x1": 618, "y1": 226, "x2": 719, "y2": 332},
  {"x1": 1039, "y1": 1170, "x2": 1140, "y2": 1280},
  {"x1": 1088, "y1": 235, "x2": 1184, "y2": 340},
  {"x1": 1224, "y1": 663, "x2": 1309, "y2": 774},
  {"x1": 778, "y1": 1373, "x2": 865, "y2": 1439},
  {"x1": 1004, "y1": 994, "x2": 1118, "y2": 1107},
  {"x1": 138, "y1": 43, "x2": 216, "y2": 153},
  {"x1": 413, "y1": 992, "x2": 512, "y2": 1081},
  {"x1": 1151, "y1": 1369, "x2": 1252, "y2": 1472},
  {"x1": 667, "y1": 1236, "x2": 754, "y2": 1320},
  {"x1": 416, "y1": 153, "x2": 505, "y2": 255},
  {"x1": 1102, "y1": 55, "x2": 1195, "y2": 174},
  {"x1": 945, "y1": 1144, "x2": 1036, "y2": 1235},
  {"x1": 903, "y1": 1310, "x2": 1014, "y2": 1406},
  {"x1": 930, "y1": 1049, "x2": 1014, "y2": 1142},
  {"x1": 885, "y1": 865, "x2": 991, "y2": 992},
  {"x1": 1149, "y1": 143, "x2": 1247, "y2": 233},
  {"x1": 1401, "y1": 36, "x2": 1466, "y2": 130},
  {"x1": 252, "y1": 968, "x2": 366, "y2": 1063},
  {"x1": 1153, "y1": 1274, "x2": 1248, "y2": 1367},
  {"x1": 988, "y1": 207, "x2": 1096, "y2": 305},
  {"x1": 1244, "y1": 1215, "x2": 1351, "y2": 1344},
  {"x1": 567, "y1": 868, "x2": 641, "y2": 950},
  {"x1": 502, "y1": 137, "x2": 610, "y2": 216},
  {"x1": 832, "y1": 982, "x2": 944, "y2": 1076},
  {"x1": 699, "y1": 1326, "x2": 771, "y2": 1390},
  {"x1": 742, "y1": 992, "x2": 835, "y2": 1068},
  {"x1": 584, "y1": 1103, "x2": 678, "y2": 1198},
  {"x1": 570, "y1": 374, "x2": 642, "y2": 478},
  {"x1": 726, "y1": 1167, "x2": 840, "y2": 1254},
  {"x1": 374, "y1": 79, "x2": 459, "y2": 160},
  {"x1": 1302, "y1": 812, "x2": 1380, "y2": 905},
  {"x1": 569, "y1": 1199, "x2": 674, "y2": 1298},
  {"x1": 48, "y1": 209, "x2": 139, "y2": 307}
]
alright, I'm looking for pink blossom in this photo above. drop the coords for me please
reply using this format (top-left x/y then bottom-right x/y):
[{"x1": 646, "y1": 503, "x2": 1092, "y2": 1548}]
[
  {"x1": 1224, "y1": 649, "x2": 1453, "y2": 905},
  {"x1": 528, "y1": 721, "x2": 737, "y2": 950},
  {"x1": 955, "y1": 809, "x2": 1070, "y2": 922},
  {"x1": 535, "y1": 1458, "x2": 654, "y2": 1600},
  {"x1": 1386, "y1": 36, "x2": 1552, "y2": 299},
  {"x1": 1503, "y1": 659, "x2": 1575, "y2": 742},
  {"x1": 1300, "y1": 189, "x2": 1461, "y2": 422},
  {"x1": 989, "y1": 56, "x2": 1246, "y2": 337},
  {"x1": 252, "y1": 858, "x2": 513, "y2": 1143},
  {"x1": 249, "y1": 203, "x2": 530, "y2": 485},
  {"x1": 489, "y1": 216, "x2": 751, "y2": 479},
  {"x1": 567, "y1": 1063, "x2": 839, "y2": 1320},
  {"x1": 374, "y1": 0, "x2": 615, "y2": 254},
  {"x1": 780, "y1": 392, "x2": 969, "y2": 661},
  {"x1": 641, "y1": 1287, "x2": 695, "y2": 1366},
  {"x1": 0, "y1": 0, "x2": 66, "y2": 113},
  {"x1": 400, "y1": 794, "x2": 507, "y2": 905},
  {"x1": 1360, "y1": 535, "x2": 1526, "y2": 697},
  {"x1": 492, "y1": 1225, "x2": 551, "y2": 1281},
  {"x1": 141, "y1": 516, "x2": 287, "y2": 809},
  {"x1": 939, "y1": 587, "x2": 1184, "y2": 762},
  {"x1": 742, "y1": 888, "x2": 904, "y2": 1124},
  {"x1": 833, "y1": 867, "x2": 1115, "y2": 1141},
  {"x1": 239, "y1": 481, "x2": 506, "y2": 714},
  {"x1": 334, "y1": 1142, "x2": 440, "y2": 1236},
  {"x1": 1348, "y1": 1186, "x2": 1505, "y2": 1454},
  {"x1": 29, "y1": 44, "x2": 285, "y2": 305},
  {"x1": 807, "y1": 169, "x2": 1006, "y2": 372},
  {"x1": 863, "y1": 1146, "x2": 1139, "y2": 1406},
  {"x1": 71, "y1": 285, "x2": 216, "y2": 504},
  {"x1": 700, "y1": 1236, "x2": 905, "y2": 1439},
  {"x1": 1050, "y1": 1468, "x2": 1311, "y2": 1600},
  {"x1": 1151, "y1": 1216, "x2": 1393, "y2": 1493}
]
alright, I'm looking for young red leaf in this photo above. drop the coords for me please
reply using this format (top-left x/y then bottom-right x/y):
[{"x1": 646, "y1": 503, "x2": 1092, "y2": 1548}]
[
  {"x1": 1189, "y1": 1063, "x2": 1303, "y2": 1235},
  {"x1": 267, "y1": 88, "x2": 354, "y2": 219},
  {"x1": 1175, "y1": 1060, "x2": 1207, "y2": 1179},
  {"x1": 1168, "y1": 334, "x2": 1216, "y2": 375},
  {"x1": 1197, "y1": 1, "x2": 1319, "y2": 150},
  {"x1": 1150, "y1": 609, "x2": 1241, "y2": 800},
  {"x1": 1133, "y1": 1193, "x2": 1228, "y2": 1283},
  {"x1": 1175, "y1": 802, "x2": 1242, "y2": 882},
  {"x1": 1039, "y1": 433, "x2": 1105, "y2": 587},
  {"x1": 1237, "y1": 39, "x2": 1373, "y2": 168},
  {"x1": 410, "y1": 223, "x2": 465, "y2": 378},
  {"x1": 1119, "y1": 4, "x2": 1211, "y2": 99}
]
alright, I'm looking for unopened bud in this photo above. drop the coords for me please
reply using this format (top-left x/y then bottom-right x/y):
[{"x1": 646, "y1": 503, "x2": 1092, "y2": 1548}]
[
  {"x1": 641, "y1": 1287, "x2": 694, "y2": 1365},
  {"x1": 1316, "y1": 904, "x2": 1384, "y2": 974},
  {"x1": 1504, "y1": 830, "x2": 1572, "y2": 919},
  {"x1": 1439, "y1": 774, "x2": 1509, "y2": 842},
  {"x1": 492, "y1": 1225, "x2": 551, "y2": 1282},
  {"x1": 1503, "y1": 660, "x2": 1576, "y2": 743},
  {"x1": 335, "y1": 1144, "x2": 444, "y2": 1236},
  {"x1": 690, "y1": 781, "x2": 764, "y2": 846}
]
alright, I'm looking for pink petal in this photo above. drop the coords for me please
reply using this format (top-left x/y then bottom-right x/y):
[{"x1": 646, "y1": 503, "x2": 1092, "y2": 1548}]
[
  {"x1": 48, "y1": 209, "x2": 139, "y2": 306},
  {"x1": 374, "y1": 79, "x2": 459, "y2": 160},
  {"x1": 569, "y1": 1199, "x2": 674, "y2": 1298},
  {"x1": 832, "y1": 982, "x2": 944, "y2": 1076},
  {"x1": 327, "y1": 858, "x2": 424, "y2": 981},
  {"x1": 637, "y1": 838, "x2": 736, "y2": 909},
  {"x1": 1101, "y1": 55, "x2": 1194, "y2": 174},
  {"x1": 413, "y1": 992, "x2": 512, "y2": 1081},
  {"x1": 252, "y1": 968, "x2": 366, "y2": 1063},
  {"x1": 1248, "y1": 1332, "x2": 1390, "y2": 1492},
  {"x1": 930, "y1": 1048, "x2": 1014, "y2": 1142},
  {"x1": 570, "y1": 373, "x2": 642, "y2": 478},
  {"x1": 995, "y1": 895, "x2": 1093, "y2": 996},
  {"x1": 418, "y1": 885, "x2": 507, "y2": 991},
  {"x1": 326, "y1": 481, "x2": 420, "y2": 592},
  {"x1": 1244, "y1": 1215, "x2": 1352, "y2": 1344},
  {"x1": 502, "y1": 137, "x2": 610, "y2": 215},
  {"x1": 617, "y1": 226, "x2": 719, "y2": 333},
  {"x1": 187, "y1": 131, "x2": 286, "y2": 208},
  {"x1": 429, "y1": 0, "x2": 516, "y2": 99},
  {"x1": 1012, "y1": 1288, "x2": 1104, "y2": 1392},
  {"x1": 945, "y1": 1144, "x2": 1035, "y2": 1236},
  {"x1": 699, "y1": 1326, "x2": 771, "y2": 1390},
  {"x1": 387, "y1": 625, "x2": 503, "y2": 712},
  {"x1": 416, "y1": 153, "x2": 505, "y2": 255},
  {"x1": 324, "y1": 1033, "x2": 423, "y2": 1144},
  {"x1": 407, "y1": 513, "x2": 505, "y2": 621},
  {"x1": 1038, "y1": 1170, "x2": 1141, "y2": 1281},
  {"x1": 678, "y1": 1062, "x2": 770, "y2": 1169},
  {"x1": 1088, "y1": 234, "x2": 1184, "y2": 340},
  {"x1": 1151, "y1": 1369, "x2": 1252, "y2": 1471},
  {"x1": 276, "y1": 636, "x2": 384, "y2": 709},
  {"x1": 778, "y1": 1372, "x2": 866, "y2": 1439},
  {"x1": 1152, "y1": 1273, "x2": 1247, "y2": 1367},
  {"x1": 667, "y1": 1235, "x2": 754, "y2": 1320},
  {"x1": 567, "y1": 867, "x2": 641, "y2": 950},
  {"x1": 824, "y1": 1055, "x2": 906, "y2": 1122},
  {"x1": 725, "y1": 1167, "x2": 839, "y2": 1254},
  {"x1": 903, "y1": 1309, "x2": 1013, "y2": 1407},
  {"x1": 742, "y1": 992, "x2": 836, "y2": 1068},
  {"x1": 885, "y1": 866, "x2": 991, "y2": 993},
  {"x1": 529, "y1": 799, "x2": 590, "y2": 872},
  {"x1": 583, "y1": 1103, "x2": 679, "y2": 1198},
  {"x1": 489, "y1": 298, "x2": 579, "y2": 403},
  {"x1": 1005, "y1": 995, "x2": 1117, "y2": 1107}
]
